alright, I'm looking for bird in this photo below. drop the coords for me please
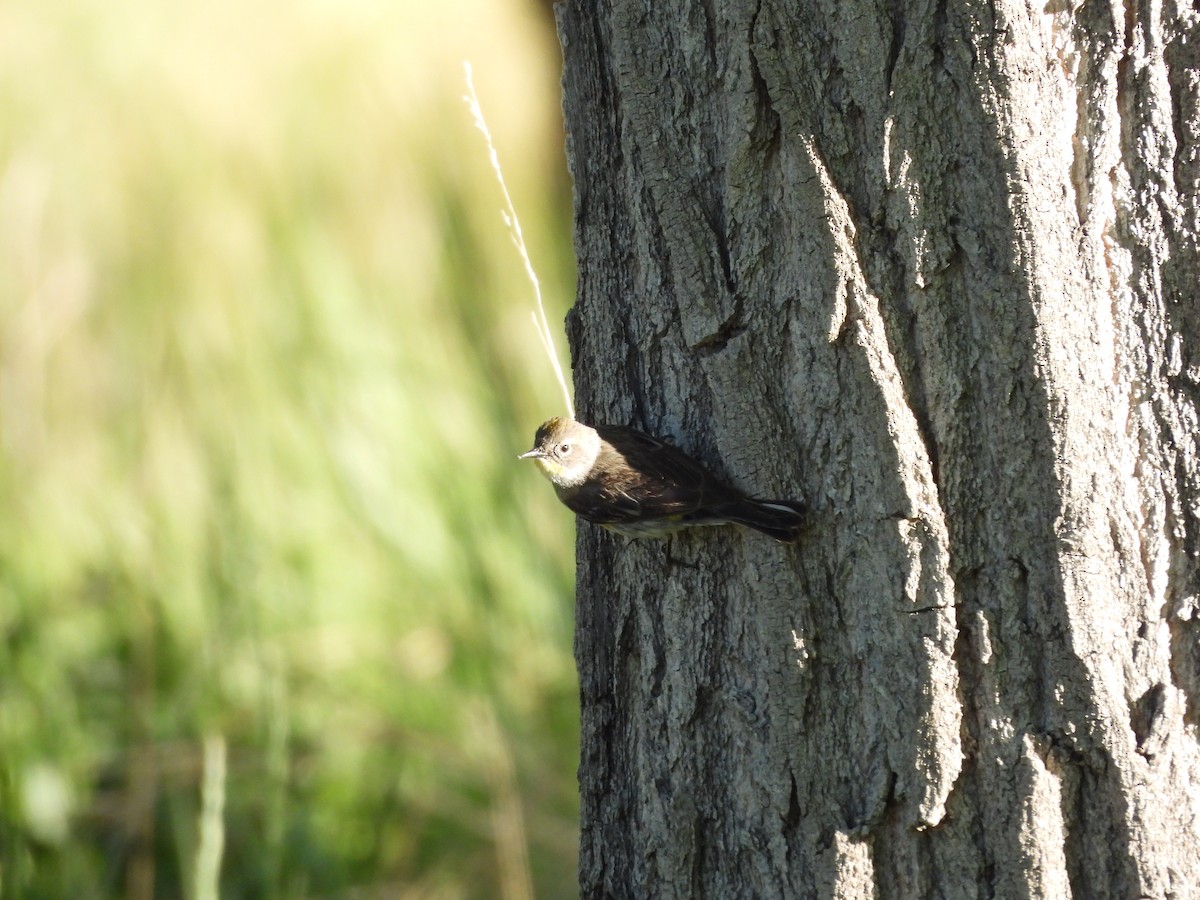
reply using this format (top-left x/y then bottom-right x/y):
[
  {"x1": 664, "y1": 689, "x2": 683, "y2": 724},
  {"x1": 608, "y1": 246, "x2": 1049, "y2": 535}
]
[{"x1": 518, "y1": 416, "x2": 806, "y2": 542}]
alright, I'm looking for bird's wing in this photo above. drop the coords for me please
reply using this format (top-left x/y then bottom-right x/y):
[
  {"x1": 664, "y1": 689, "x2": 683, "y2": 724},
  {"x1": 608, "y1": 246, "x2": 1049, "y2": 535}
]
[{"x1": 587, "y1": 424, "x2": 740, "y2": 522}]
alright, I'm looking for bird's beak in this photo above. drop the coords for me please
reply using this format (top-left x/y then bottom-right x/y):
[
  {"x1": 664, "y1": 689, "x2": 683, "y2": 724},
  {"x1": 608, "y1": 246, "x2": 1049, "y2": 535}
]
[{"x1": 518, "y1": 448, "x2": 545, "y2": 461}]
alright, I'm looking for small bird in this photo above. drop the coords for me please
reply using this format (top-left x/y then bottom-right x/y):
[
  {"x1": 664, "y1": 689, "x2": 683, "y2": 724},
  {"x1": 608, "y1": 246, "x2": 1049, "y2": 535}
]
[{"x1": 519, "y1": 417, "x2": 806, "y2": 541}]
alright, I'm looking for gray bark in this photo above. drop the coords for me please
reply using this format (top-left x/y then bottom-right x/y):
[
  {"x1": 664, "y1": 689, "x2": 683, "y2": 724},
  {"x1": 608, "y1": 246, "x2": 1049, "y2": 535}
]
[{"x1": 557, "y1": 0, "x2": 1200, "y2": 897}]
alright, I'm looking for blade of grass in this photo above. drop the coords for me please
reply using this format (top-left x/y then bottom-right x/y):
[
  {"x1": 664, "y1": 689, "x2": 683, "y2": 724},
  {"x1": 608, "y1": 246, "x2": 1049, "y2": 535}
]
[{"x1": 193, "y1": 734, "x2": 227, "y2": 900}]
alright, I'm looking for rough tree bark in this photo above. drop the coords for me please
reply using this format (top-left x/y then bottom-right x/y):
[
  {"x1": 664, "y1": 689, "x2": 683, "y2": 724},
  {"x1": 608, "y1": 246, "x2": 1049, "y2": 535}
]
[{"x1": 556, "y1": 0, "x2": 1200, "y2": 896}]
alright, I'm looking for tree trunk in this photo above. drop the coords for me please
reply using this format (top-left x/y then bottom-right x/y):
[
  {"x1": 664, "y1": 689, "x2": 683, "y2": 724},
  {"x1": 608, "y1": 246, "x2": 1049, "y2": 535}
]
[{"x1": 556, "y1": 0, "x2": 1200, "y2": 896}]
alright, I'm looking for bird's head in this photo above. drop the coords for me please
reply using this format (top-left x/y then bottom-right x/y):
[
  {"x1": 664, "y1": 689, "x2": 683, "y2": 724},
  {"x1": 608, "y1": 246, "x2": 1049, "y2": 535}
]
[{"x1": 518, "y1": 417, "x2": 601, "y2": 488}]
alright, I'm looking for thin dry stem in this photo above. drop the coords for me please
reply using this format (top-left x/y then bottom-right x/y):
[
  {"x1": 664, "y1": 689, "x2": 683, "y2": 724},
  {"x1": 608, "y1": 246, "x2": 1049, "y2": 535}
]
[{"x1": 463, "y1": 61, "x2": 575, "y2": 420}]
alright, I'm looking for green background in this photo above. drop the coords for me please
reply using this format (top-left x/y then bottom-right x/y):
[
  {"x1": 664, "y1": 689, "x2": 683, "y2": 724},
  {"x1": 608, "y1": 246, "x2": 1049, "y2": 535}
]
[{"x1": 0, "y1": 0, "x2": 578, "y2": 896}]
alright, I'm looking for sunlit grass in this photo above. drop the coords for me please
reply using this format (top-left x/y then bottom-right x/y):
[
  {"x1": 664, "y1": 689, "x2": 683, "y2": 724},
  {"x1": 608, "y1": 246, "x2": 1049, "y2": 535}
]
[{"x1": 0, "y1": 0, "x2": 577, "y2": 896}]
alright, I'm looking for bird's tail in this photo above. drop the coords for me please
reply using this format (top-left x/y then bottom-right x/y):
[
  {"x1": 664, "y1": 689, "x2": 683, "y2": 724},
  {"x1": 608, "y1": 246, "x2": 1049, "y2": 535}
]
[{"x1": 723, "y1": 498, "x2": 807, "y2": 542}]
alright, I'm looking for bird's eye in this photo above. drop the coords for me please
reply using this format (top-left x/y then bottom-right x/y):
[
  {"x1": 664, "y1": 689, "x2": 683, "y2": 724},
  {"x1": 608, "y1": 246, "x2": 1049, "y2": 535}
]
[{"x1": 558, "y1": 442, "x2": 572, "y2": 455}]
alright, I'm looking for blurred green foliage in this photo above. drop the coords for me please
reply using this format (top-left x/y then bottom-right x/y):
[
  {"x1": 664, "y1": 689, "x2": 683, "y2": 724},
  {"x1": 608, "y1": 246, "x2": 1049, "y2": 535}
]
[{"x1": 0, "y1": 0, "x2": 578, "y2": 896}]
